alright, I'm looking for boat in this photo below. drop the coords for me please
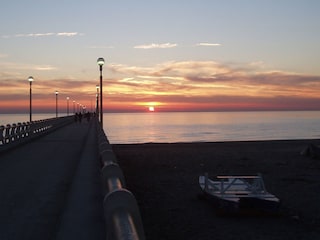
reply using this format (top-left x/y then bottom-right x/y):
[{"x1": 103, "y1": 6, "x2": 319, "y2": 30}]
[{"x1": 199, "y1": 173, "x2": 280, "y2": 215}]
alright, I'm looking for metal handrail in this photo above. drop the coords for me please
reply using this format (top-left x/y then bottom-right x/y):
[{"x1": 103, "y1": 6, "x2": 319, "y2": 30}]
[
  {"x1": 0, "y1": 116, "x2": 74, "y2": 151},
  {"x1": 96, "y1": 119, "x2": 145, "y2": 240}
]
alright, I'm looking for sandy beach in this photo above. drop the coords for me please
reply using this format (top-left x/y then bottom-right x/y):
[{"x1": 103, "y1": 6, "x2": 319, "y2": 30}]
[{"x1": 113, "y1": 140, "x2": 320, "y2": 240}]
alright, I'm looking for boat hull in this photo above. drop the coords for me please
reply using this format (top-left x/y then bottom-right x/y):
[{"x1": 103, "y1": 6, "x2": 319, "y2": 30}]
[
  {"x1": 201, "y1": 190, "x2": 280, "y2": 215},
  {"x1": 239, "y1": 197, "x2": 280, "y2": 213},
  {"x1": 199, "y1": 174, "x2": 280, "y2": 215}
]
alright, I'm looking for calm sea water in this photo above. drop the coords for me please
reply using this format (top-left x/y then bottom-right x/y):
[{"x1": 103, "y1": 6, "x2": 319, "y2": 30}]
[{"x1": 1, "y1": 111, "x2": 320, "y2": 144}]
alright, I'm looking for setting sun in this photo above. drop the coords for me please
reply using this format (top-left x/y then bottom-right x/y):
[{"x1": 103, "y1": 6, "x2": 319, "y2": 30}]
[{"x1": 148, "y1": 106, "x2": 155, "y2": 112}]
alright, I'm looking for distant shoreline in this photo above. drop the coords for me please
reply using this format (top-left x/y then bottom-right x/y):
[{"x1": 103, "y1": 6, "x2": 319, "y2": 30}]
[
  {"x1": 113, "y1": 139, "x2": 320, "y2": 239},
  {"x1": 112, "y1": 138, "x2": 320, "y2": 145}
]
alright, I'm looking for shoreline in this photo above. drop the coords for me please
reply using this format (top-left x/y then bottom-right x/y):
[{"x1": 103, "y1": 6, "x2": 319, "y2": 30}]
[
  {"x1": 113, "y1": 139, "x2": 320, "y2": 240},
  {"x1": 112, "y1": 137, "x2": 320, "y2": 145}
]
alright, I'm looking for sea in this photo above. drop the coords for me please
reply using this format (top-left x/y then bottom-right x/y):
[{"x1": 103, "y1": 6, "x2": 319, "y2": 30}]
[{"x1": 1, "y1": 111, "x2": 320, "y2": 144}]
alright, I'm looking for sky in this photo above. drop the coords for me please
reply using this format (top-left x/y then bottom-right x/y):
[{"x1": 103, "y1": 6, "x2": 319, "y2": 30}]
[{"x1": 1, "y1": 0, "x2": 320, "y2": 113}]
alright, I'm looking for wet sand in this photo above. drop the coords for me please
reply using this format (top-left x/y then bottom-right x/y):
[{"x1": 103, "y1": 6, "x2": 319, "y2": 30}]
[{"x1": 113, "y1": 140, "x2": 320, "y2": 240}]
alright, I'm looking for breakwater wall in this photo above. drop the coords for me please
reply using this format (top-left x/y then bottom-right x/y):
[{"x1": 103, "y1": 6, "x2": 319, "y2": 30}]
[
  {"x1": 96, "y1": 122, "x2": 145, "y2": 240},
  {"x1": 0, "y1": 116, "x2": 74, "y2": 152}
]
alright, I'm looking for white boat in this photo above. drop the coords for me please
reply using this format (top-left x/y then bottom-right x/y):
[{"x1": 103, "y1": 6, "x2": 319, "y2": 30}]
[{"x1": 199, "y1": 173, "x2": 280, "y2": 214}]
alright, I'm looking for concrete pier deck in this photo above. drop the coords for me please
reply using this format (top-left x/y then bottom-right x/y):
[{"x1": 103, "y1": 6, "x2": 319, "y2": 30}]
[{"x1": 0, "y1": 120, "x2": 105, "y2": 240}]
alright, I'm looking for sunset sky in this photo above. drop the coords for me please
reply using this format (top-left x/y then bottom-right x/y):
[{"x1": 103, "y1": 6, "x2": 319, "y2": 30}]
[{"x1": 1, "y1": 0, "x2": 320, "y2": 113}]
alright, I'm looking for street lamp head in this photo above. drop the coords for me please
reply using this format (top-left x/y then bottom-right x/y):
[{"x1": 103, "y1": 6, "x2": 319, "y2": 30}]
[
  {"x1": 55, "y1": 90, "x2": 59, "y2": 95},
  {"x1": 97, "y1": 57, "x2": 105, "y2": 66},
  {"x1": 96, "y1": 85, "x2": 99, "y2": 90},
  {"x1": 28, "y1": 76, "x2": 34, "y2": 82}
]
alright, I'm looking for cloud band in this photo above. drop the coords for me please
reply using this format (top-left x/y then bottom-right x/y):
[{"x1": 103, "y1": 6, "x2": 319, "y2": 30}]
[{"x1": 134, "y1": 43, "x2": 177, "y2": 49}]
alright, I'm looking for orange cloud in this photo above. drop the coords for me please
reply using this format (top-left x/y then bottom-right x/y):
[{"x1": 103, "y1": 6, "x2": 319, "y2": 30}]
[
  {"x1": 1, "y1": 61, "x2": 320, "y2": 113},
  {"x1": 0, "y1": 78, "x2": 99, "y2": 113},
  {"x1": 106, "y1": 61, "x2": 320, "y2": 111}
]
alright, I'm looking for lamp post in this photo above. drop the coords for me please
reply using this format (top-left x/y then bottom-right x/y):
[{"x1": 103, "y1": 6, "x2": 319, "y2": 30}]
[
  {"x1": 73, "y1": 100, "x2": 75, "y2": 114},
  {"x1": 55, "y1": 90, "x2": 59, "y2": 118},
  {"x1": 96, "y1": 85, "x2": 99, "y2": 116},
  {"x1": 28, "y1": 76, "x2": 34, "y2": 122},
  {"x1": 97, "y1": 57, "x2": 105, "y2": 128},
  {"x1": 66, "y1": 97, "x2": 70, "y2": 116}
]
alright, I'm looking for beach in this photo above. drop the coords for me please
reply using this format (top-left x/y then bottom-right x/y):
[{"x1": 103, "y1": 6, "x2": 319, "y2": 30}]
[{"x1": 113, "y1": 140, "x2": 320, "y2": 240}]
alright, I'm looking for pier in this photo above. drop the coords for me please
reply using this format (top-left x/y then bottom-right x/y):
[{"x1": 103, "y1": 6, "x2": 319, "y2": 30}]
[{"x1": 0, "y1": 116, "x2": 144, "y2": 240}]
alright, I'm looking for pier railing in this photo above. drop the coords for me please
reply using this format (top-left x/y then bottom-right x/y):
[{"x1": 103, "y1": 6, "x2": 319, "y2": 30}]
[
  {"x1": 0, "y1": 116, "x2": 74, "y2": 152},
  {"x1": 96, "y1": 121, "x2": 145, "y2": 240}
]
